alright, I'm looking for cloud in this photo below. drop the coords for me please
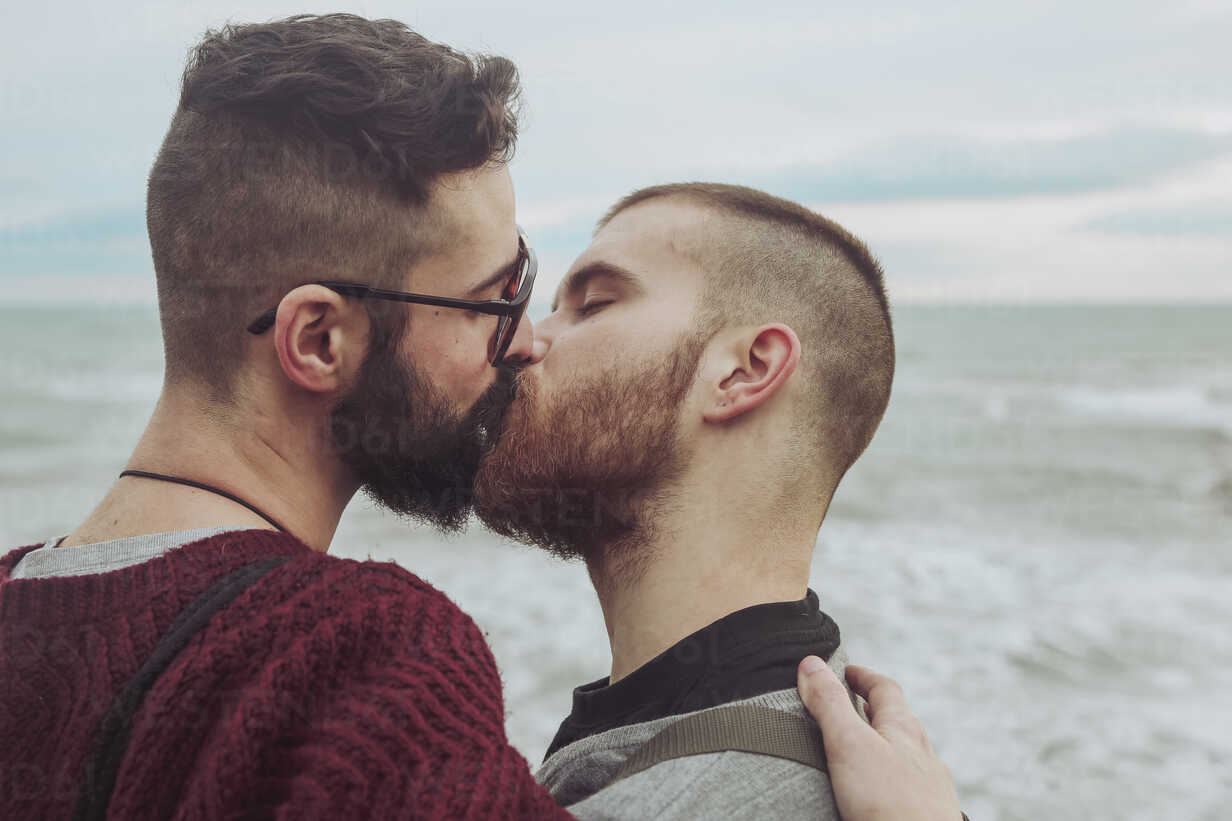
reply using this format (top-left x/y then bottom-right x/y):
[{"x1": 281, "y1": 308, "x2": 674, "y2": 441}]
[
  {"x1": 809, "y1": 156, "x2": 1232, "y2": 302},
  {"x1": 1, "y1": 205, "x2": 149, "y2": 277},
  {"x1": 1, "y1": 0, "x2": 1229, "y2": 303},
  {"x1": 1084, "y1": 201, "x2": 1232, "y2": 237},
  {"x1": 752, "y1": 129, "x2": 1232, "y2": 202}
]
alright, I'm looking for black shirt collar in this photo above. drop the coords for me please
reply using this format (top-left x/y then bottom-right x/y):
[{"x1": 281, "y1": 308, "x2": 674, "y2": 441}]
[{"x1": 544, "y1": 588, "x2": 840, "y2": 760}]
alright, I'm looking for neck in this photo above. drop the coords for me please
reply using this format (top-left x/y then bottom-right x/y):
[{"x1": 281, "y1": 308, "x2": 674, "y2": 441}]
[
  {"x1": 589, "y1": 478, "x2": 822, "y2": 683},
  {"x1": 63, "y1": 386, "x2": 358, "y2": 553}
]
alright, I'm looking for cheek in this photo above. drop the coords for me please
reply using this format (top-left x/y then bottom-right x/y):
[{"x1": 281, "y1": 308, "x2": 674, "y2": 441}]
[
  {"x1": 543, "y1": 325, "x2": 616, "y2": 383},
  {"x1": 406, "y1": 313, "x2": 495, "y2": 408},
  {"x1": 543, "y1": 308, "x2": 688, "y2": 385}
]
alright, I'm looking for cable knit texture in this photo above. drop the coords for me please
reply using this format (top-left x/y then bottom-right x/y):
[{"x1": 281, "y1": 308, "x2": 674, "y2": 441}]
[{"x1": 0, "y1": 529, "x2": 572, "y2": 820}]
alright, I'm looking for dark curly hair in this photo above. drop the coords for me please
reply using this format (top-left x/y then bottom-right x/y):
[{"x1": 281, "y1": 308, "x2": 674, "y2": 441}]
[{"x1": 146, "y1": 13, "x2": 522, "y2": 397}]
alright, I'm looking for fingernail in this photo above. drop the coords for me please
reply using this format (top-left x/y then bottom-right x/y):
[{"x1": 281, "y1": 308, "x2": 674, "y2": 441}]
[{"x1": 800, "y1": 655, "x2": 826, "y2": 675}]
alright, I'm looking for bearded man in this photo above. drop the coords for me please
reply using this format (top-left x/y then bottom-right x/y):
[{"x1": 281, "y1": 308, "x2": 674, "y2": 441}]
[
  {"x1": 0, "y1": 14, "x2": 566, "y2": 819},
  {"x1": 475, "y1": 183, "x2": 963, "y2": 820},
  {"x1": 0, "y1": 12, "x2": 960, "y2": 820}
]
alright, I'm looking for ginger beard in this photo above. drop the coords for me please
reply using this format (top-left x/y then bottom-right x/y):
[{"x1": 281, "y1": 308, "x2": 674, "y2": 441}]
[
  {"x1": 473, "y1": 327, "x2": 708, "y2": 568},
  {"x1": 329, "y1": 312, "x2": 518, "y2": 532}
]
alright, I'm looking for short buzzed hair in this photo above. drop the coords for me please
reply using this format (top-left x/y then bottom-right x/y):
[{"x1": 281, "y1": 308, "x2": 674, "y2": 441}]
[
  {"x1": 147, "y1": 13, "x2": 521, "y2": 398},
  {"x1": 600, "y1": 183, "x2": 894, "y2": 487}
]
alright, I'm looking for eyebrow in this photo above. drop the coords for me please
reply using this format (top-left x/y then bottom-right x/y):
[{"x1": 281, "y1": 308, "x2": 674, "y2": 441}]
[{"x1": 550, "y1": 261, "x2": 642, "y2": 313}]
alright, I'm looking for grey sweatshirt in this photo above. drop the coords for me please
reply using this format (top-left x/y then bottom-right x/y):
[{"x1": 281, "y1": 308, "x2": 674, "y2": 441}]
[{"x1": 536, "y1": 652, "x2": 855, "y2": 820}]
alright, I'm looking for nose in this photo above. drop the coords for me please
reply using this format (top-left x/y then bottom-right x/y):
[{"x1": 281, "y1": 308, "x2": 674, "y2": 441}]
[
  {"x1": 524, "y1": 310, "x2": 562, "y2": 366},
  {"x1": 509, "y1": 316, "x2": 553, "y2": 366},
  {"x1": 499, "y1": 310, "x2": 536, "y2": 365}
]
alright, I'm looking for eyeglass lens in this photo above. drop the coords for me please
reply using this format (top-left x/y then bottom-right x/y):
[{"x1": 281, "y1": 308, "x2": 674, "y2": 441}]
[{"x1": 489, "y1": 251, "x2": 529, "y2": 363}]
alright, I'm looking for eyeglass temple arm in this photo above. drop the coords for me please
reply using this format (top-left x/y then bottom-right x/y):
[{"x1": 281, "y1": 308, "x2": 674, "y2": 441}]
[{"x1": 246, "y1": 283, "x2": 529, "y2": 335}]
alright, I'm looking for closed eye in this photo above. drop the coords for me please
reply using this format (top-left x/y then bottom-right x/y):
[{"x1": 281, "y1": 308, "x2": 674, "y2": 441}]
[{"x1": 578, "y1": 300, "x2": 613, "y2": 317}]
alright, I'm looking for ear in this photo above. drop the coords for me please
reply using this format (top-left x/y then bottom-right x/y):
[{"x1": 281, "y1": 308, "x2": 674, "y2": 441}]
[
  {"x1": 271, "y1": 285, "x2": 368, "y2": 394},
  {"x1": 701, "y1": 323, "x2": 801, "y2": 424}
]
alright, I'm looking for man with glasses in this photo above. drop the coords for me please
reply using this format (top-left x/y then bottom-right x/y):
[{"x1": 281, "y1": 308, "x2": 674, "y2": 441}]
[
  {"x1": 0, "y1": 15, "x2": 561, "y2": 819},
  {"x1": 0, "y1": 13, "x2": 959, "y2": 821}
]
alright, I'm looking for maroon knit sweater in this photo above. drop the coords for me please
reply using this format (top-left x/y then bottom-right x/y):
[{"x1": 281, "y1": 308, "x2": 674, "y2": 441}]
[{"x1": 0, "y1": 529, "x2": 574, "y2": 820}]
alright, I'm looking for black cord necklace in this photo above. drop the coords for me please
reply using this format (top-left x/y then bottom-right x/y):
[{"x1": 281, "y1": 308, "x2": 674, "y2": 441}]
[{"x1": 118, "y1": 470, "x2": 289, "y2": 534}]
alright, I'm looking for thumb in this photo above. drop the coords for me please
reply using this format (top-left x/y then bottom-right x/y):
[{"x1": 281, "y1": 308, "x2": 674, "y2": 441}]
[{"x1": 797, "y1": 656, "x2": 871, "y2": 760}]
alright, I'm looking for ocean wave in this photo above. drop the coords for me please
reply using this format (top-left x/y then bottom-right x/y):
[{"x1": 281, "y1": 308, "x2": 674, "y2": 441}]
[
  {"x1": 34, "y1": 372, "x2": 162, "y2": 403},
  {"x1": 1054, "y1": 384, "x2": 1232, "y2": 436},
  {"x1": 895, "y1": 375, "x2": 1232, "y2": 436}
]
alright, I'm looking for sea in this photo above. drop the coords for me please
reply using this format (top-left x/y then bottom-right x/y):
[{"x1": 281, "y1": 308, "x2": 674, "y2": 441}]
[{"x1": 1, "y1": 303, "x2": 1229, "y2": 820}]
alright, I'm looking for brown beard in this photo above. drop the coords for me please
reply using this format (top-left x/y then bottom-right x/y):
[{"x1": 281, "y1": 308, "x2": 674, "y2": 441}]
[
  {"x1": 473, "y1": 327, "x2": 708, "y2": 569},
  {"x1": 328, "y1": 314, "x2": 519, "y2": 532}
]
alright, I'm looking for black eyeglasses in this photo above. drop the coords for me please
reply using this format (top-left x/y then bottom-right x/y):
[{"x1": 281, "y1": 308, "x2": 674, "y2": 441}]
[{"x1": 247, "y1": 228, "x2": 538, "y2": 365}]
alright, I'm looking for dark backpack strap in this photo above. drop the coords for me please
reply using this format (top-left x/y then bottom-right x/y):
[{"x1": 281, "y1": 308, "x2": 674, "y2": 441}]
[
  {"x1": 72, "y1": 555, "x2": 293, "y2": 821},
  {"x1": 610, "y1": 703, "x2": 827, "y2": 784}
]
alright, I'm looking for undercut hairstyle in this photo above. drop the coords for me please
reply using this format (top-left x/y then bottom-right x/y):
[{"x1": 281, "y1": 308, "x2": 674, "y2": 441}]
[
  {"x1": 600, "y1": 183, "x2": 895, "y2": 488},
  {"x1": 146, "y1": 13, "x2": 521, "y2": 398}
]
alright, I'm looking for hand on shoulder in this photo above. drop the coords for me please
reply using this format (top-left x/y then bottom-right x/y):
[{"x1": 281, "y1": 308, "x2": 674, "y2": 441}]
[{"x1": 797, "y1": 657, "x2": 965, "y2": 821}]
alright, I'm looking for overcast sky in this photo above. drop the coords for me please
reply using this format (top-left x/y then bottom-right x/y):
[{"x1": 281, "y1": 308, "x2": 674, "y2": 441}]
[{"x1": 2, "y1": 0, "x2": 1229, "y2": 310}]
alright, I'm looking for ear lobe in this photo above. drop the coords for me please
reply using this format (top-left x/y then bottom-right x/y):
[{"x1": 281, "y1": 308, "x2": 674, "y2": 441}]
[
  {"x1": 271, "y1": 285, "x2": 361, "y2": 394},
  {"x1": 702, "y1": 323, "x2": 801, "y2": 424}
]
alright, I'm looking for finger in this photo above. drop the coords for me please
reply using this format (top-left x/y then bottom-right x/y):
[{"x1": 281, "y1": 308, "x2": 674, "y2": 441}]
[
  {"x1": 845, "y1": 665, "x2": 928, "y2": 742},
  {"x1": 796, "y1": 656, "x2": 877, "y2": 761},
  {"x1": 843, "y1": 664, "x2": 903, "y2": 700}
]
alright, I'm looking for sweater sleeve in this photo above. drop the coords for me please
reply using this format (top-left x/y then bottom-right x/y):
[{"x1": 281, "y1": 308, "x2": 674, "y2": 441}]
[
  {"x1": 268, "y1": 562, "x2": 577, "y2": 820},
  {"x1": 138, "y1": 559, "x2": 577, "y2": 821}
]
